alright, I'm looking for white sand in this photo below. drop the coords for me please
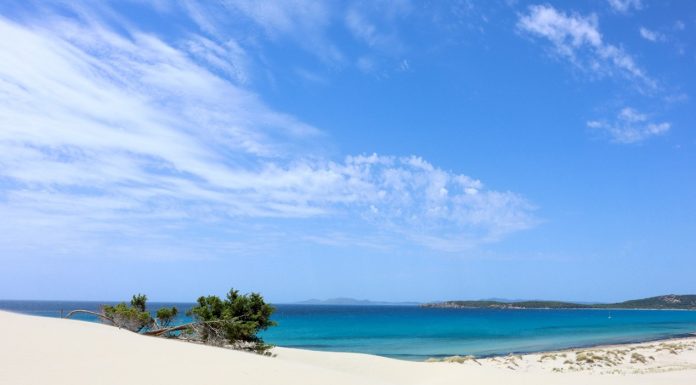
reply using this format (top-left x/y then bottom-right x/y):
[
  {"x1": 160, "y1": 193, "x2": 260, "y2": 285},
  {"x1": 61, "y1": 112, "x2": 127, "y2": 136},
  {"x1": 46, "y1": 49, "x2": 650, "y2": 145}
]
[{"x1": 1, "y1": 310, "x2": 695, "y2": 384}]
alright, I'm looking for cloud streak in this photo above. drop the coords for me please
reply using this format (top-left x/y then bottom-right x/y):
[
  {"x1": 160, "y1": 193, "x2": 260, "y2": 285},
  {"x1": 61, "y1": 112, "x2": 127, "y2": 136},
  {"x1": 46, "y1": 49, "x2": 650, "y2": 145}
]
[
  {"x1": 0, "y1": 15, "x2": 536, "y2": 258},
  {"x1": 639, "y1": 27, "x2": 664, "y2": 43},
  {"x1": 518, "y1": 5, "x2": 656, "y2": 90},
  {"x1": 180, "y1": 0, "x2": 344, "y2": 66},
  {"x1": 607, "y1": 0, "x2": 642, "y2": 13},
  {"x1": 587, "y1": 108, "x2": 670, "y2": 144}
]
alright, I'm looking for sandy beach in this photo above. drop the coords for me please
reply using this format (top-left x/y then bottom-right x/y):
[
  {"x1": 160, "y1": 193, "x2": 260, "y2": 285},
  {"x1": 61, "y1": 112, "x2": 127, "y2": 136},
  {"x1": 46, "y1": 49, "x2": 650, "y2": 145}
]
[{"x1": 1, "y1": 310, "x2": 695, "y2": 384}]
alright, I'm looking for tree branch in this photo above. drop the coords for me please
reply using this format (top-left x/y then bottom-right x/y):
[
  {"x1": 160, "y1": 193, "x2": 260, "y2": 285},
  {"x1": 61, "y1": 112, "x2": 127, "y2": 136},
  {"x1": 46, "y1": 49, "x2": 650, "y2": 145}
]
[
  {"x1": 143, "y1": 318, "x2": 240, "y2": 336},
  {"x1": 64, "y1": 309, "x2": 115, "y2": 324}
]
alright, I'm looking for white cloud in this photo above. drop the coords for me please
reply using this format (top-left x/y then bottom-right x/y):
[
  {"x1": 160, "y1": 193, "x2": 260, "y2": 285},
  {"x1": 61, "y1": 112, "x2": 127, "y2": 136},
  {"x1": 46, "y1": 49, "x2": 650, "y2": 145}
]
[
  {"x1": 587, "y1": 108, "x2": 670, "y2": 144},
  {"x1": 338, "y1": 154, "x2": 536, "y2": 248},
  {"x1": 0, "y1": 16, "x2": 536, "y2": 257},
  {"x1": 639, "y1": 27, "x2": 664, "y2": 42},
  {"x1": 195, "y1": 0, "x2": 344, "y2": 65},
  {"x1": 518, "y1": 5, "x2": 655, "y2": 89},
  {"x1": 184, "y1": 35, "x2": 250, "y2": 83},
  {"x1": 346, "y1": 8, "x2": 382, "y2": 47},
  {"x1": 345, "y1": 6, "x2": 405, "y2": 53},
  {"x1": 223, "y1": 0, "x2": 330, "y2": 38},
  {"x1": 607, "y1": 0, "x2": 642, "y2": 13},
  {"x1": 341, "y1": 3, "x2": 411, "y2": 74},
  {"x1": 147, "y1": 1, "x2": 417, "y2": 76}
]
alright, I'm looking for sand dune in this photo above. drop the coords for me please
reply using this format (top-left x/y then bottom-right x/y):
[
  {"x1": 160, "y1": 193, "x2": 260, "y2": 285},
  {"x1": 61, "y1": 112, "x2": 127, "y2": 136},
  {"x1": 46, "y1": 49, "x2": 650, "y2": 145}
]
[{"x1": 1, "y1": 310, "x2": 695, "y2": 384}]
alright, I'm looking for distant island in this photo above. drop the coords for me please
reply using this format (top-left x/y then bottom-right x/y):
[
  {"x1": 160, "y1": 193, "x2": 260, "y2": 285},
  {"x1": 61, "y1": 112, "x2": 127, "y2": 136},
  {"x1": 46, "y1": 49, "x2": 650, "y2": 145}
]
[
  {"x1": 295, "y1": 298, "x2": 420, "y2": 306},
  {"x1": 422, "y1": 295, "x2": 696, "y2": 310}
]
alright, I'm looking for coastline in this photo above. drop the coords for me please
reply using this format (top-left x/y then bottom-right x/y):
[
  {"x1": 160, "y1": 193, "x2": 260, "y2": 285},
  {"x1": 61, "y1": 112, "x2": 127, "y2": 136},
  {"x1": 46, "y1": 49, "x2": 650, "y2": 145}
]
[
  {"x1": 2, "y1": 310, "x2": 696, "y2": 384},
  {"x1": 423, "y1": 305, "x2": 696, "y2": 311},
  {"x1": 441, "y1": 331, "x2": 696, "y2": 361}
]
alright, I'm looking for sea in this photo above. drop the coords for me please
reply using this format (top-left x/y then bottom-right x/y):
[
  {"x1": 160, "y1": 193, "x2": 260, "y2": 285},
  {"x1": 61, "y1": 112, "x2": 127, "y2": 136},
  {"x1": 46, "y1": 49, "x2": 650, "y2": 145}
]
[{"x1": 2, "y1": 300, "x2": 696, "y2": 361}]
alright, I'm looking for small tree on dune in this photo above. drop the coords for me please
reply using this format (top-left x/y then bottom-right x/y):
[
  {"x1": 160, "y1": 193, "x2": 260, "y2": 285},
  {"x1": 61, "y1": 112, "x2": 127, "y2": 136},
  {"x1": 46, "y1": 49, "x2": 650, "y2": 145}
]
[
  {"x1": 101, "y1": 294, "x2": 153, "y2": 332},
  {"x1": 156, "y1": 306, "x2": 179, "y2": 328},
  {"x1": 66, "y1": 288, "x2": 276, "y2": 354},
  {"x1": 186, "y1": 289, "x2": 276, "y2": 353},
  {"x1": 67, "y1": 294, "x2": 172, "y2": 333},
  {"x1": 130, "y1": 294, "x2": 147, "y2": 312}
]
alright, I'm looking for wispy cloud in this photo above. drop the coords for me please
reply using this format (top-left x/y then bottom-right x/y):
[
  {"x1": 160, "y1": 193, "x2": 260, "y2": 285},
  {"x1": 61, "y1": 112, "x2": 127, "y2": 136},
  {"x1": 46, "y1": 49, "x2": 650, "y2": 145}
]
[
  {"x1": 639, "y1": 27, "x2": 664, "y2": 43},
  {"x1": 343, "y1": 2, "x2": 412, "y2": 74},
  {"x1": 0, "y1": 15, "x2": 536, "y2": 258},
  {"x1": 344, "y1": 3, "x2": 408, "y2": 53},
  {"x1": 158, "y1": 1, "x2": 417, "y2": 76},
  {"x1": 223, "y1": 0, "x2": 331, "y2": 39},
  {"x1": 184, "y1": 35, "x2": 250, "y2": 83},
  {"x1": 345, "y1": 8, "x2": 383, "y2": 47},
  {"x1": 587, "y1": 108, "x2": 670, "y2": 144},
  {"x1": 518, "y1": 5, "x2": 656, "y2": 90},
  {"x1": 607, "y1": 0, "x2": 642, "y2": 13},
  {"x1": 177, "y1": 0, "x2": 343, "y2": 66}
]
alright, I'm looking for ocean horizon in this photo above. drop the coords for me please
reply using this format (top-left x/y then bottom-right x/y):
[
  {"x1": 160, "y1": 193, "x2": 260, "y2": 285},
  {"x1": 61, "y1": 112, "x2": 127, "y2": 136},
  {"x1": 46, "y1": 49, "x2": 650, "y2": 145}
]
[{"x1": 3, "y1": 300, "x2": 696, "y2": 361}]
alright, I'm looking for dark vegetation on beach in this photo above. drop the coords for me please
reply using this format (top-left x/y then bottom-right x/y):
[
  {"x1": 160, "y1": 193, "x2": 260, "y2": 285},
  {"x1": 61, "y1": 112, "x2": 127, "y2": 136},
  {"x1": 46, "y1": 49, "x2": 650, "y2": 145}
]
[
  {"x1": 422, "y1": 295, "x2": 696, "y2": 310},
  {"x1": 66, "y1": 289, "x2": 276, "y2": 354}
]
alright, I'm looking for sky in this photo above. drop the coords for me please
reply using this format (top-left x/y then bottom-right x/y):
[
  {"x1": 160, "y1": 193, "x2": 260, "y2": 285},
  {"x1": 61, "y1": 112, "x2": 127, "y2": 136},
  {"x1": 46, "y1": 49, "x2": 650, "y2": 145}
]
[{"x1": 0, "y1": 0, "x2": 694, "y2": 303}]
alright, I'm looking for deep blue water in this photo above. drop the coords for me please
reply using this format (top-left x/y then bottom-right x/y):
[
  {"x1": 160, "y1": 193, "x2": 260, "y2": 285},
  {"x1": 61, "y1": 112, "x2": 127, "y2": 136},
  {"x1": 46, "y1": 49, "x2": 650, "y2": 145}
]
[{"x1": 2, "y1": 301, "x2": 696, "y2": 360}]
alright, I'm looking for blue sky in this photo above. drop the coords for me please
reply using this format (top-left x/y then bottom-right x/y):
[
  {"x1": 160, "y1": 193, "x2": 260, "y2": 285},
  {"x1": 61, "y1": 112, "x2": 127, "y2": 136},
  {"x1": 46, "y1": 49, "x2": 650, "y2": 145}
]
[{"x1": 0, "y1": 0, "x2": 694, "y2": 303}]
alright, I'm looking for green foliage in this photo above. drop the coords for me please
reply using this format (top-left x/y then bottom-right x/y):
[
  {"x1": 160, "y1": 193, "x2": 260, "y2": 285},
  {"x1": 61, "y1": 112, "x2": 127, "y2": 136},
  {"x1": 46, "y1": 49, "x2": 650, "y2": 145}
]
[
  {"x1": 156, "y1": 306, "x2": 178, "y2": 328},
  {"x1": 130, "y1": 294, "x2": 148, "y2": 312},
  {"x1": 102, "y1": 301, "x2": 152, "y2": 332},
  {"x1": 90, "y1": 289, "x2": 277, "y2": 354},
  {"x1": 188, "y1": 288, "x2": 276, "y2": 352}
]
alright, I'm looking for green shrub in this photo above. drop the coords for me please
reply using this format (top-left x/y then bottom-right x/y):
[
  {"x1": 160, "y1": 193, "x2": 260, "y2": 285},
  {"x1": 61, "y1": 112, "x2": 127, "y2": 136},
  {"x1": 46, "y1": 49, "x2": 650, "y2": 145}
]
[
  {"x1": 130, "y1": 294, "x2": 147, "y2": 312},
  {"x1": 102, "y1": 301, "x2": 152, "y2": 332},
  {"x1": 188, "y1": 288, "x2": 276, "y2": 352},
  {"x1": 156, "y1": 306, "x2": 179, "y2": 328}
]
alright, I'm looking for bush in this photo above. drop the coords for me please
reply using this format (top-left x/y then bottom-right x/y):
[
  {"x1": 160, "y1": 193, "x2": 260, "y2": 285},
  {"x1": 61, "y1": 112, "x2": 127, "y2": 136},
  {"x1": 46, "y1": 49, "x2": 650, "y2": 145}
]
[
  {"x1": 156, "y1": 306, "x2": 178, "y2": 328},
  {"x1": 102, "y1": 301, "x2": 152, "y2": 332},
  {"x1": 101, "y1": 294, "x2": 156, "y2": 333},
  {"x1": 130, "y1": 294, "x2": 147, "y2": 312},
  {"x1": 188, "y1": 288, "x2": 276, "y2": 352}
]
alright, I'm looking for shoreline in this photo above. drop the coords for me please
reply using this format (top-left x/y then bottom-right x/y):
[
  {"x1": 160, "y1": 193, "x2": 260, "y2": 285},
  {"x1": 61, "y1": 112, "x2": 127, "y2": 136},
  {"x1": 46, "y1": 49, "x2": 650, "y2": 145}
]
[
  {"x1": 444, "y1": 331, "x2": 696, "y2": 361},
  {"x1": 290, "y1": 332, "x2": 696, "y2": 362},
  {"x1": 423, "y1": 305, "x2": 696, "y2": 311}
]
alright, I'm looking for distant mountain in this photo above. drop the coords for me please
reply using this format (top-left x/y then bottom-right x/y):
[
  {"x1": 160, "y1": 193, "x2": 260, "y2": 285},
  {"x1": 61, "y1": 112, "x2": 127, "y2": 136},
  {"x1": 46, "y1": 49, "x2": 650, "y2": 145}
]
[
  {"x1": 422, "y1": 294, "x2": 696, "y2": 310},
  {"x1": 294, "y1": 298, "x2": 420, "y2": 306}
]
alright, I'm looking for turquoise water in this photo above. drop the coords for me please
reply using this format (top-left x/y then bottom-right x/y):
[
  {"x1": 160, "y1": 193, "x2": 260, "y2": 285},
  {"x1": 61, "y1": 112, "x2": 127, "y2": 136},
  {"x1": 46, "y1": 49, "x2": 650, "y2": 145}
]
[
  {"x1": 261, "y1": 305, "x2": 696, "y2": 360},
  {"x1": 2, "y1": 301, "x2": 696, "y2": 360}
]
